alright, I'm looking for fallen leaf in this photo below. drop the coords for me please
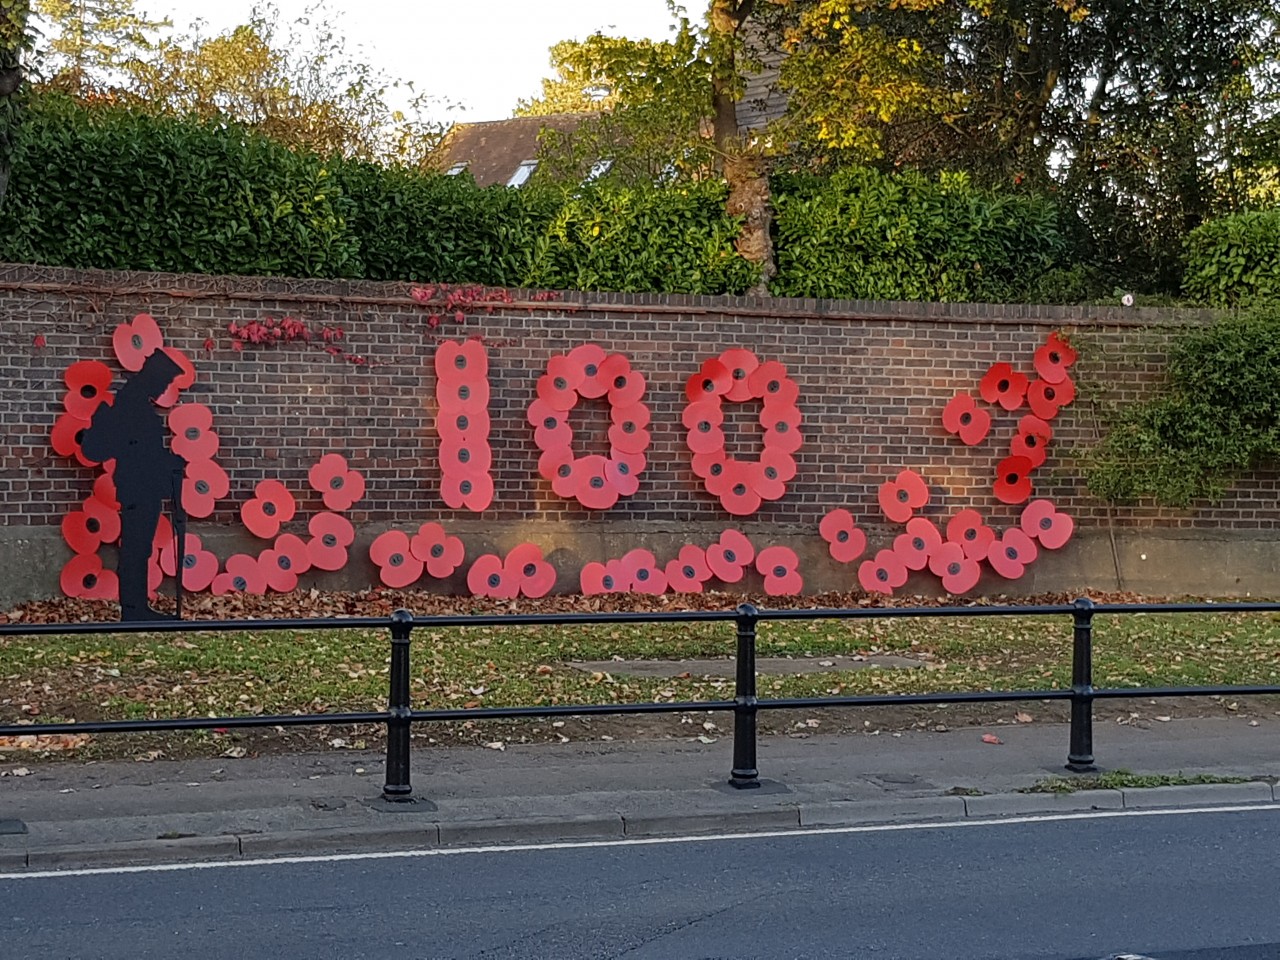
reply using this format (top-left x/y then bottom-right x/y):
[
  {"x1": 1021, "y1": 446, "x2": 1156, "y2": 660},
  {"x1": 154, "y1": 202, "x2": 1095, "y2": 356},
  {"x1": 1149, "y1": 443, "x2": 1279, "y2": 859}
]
[
  {"x1": 535, "y1": 665, "x2": 553, "y2": 675},
  {"x1": 696, "y1": 735, "x2": 717, "y2": 744},
  {"x1": 484, "y1": 741, "x2": 505, "y2": 751},
  {"x1": 981, "y1": 734, "x2": 1003, "y2": 745},
  {"x1": 11, "y1": 767, "x2": 31, "y2": 776},
  {"x1": 221, "y1": 746, "x2": 248, "y2": 759},
  {"x1": 1014, "y1": 712, "x2": 1033, "y2": 724},
  {"x1": 1155, "y1": 715, "x2": 1172, "y2": 722}
]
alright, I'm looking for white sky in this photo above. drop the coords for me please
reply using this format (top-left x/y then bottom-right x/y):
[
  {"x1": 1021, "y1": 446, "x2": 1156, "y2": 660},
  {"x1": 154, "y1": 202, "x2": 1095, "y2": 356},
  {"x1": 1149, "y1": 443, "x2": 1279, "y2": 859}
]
[{"x1": 142, "y1": 0, "x2": 680, "y2": 124}]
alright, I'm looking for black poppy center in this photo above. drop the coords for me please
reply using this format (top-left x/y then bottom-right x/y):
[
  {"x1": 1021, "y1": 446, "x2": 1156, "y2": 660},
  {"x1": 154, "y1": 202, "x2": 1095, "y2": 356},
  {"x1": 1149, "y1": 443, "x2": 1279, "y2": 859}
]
[
  {"x1": 543, "y1": 416, "x2": 558, "y2": 430},
  {"x1": 697, "y1": 421, "x2": 711, "y2": 433},
  {"x1": 998, "y1": 378, "x2": 1010, "y2": 392},
  {"x1": 554, "y1": 376, "x2": 568, "y2": 390},
  {"x1": 130, "y1": 333, "x2": 144, "y2": 350},
  {"x1": 602, "y1": 575, "x2": 615, "y2": 590},
  {"x1": 636, "y1": 568, "x2": 650, "y2": 582},
  {"x1": 876, "y1": 568, "x2": 889, "y2": 582},
  {"x1": 557, "y1": 464, "x2": 572, "y2": 478},
  {"x1": 83, "y1": 573, "x2": 98, "y2": 589},
  {"x1": 487, "y1": 573, "x2": 501, "y2": 588},
  {"x1": 775, "y1": 422, "x2": 790, "y2": 434},
  {"x1": 195, "y1": 480, "x2": 210, "y2": 495},
  {"x1": 430, "y1": 543, "x2": 445, "y2": 558},
  {"x1": 584, "y1": 363, "x2": 598, "y2": 377},
  {"x1": 1025, "y1": 435, "x2": 1038, "y2": 448},
  {"x1": 390, "y1": 554, "x2": 404, "y2": 567},
  {"x1": 912, "y1": 537, "x2": 925, "y2": 551},
  {"x1": 836, "y1": 530, "x2": 849, "y2": 543},
  {"x1": 682, "y1": 565, "x2": 696, "y2": 579},
  {"x1": 86, "y1": 517, "x2": 101, "y2": 534},
  {"x1": 772, "y1": 565, "x2": 787, "y2": 578},
  {"x1": 263, "y1": 501, "x2": 277, "y2": 516},
  {"x1": 74, "y1": 428, "x2": 86, "y2": 445},
  {"x1": 767, "y1": 380, "x2": 781, "y2": 393},
  {"x1": 329, "y1": 476, "x2": 344, "y2": 490},
  {"x1": 458, "y1": 448, "x2": 471, "y2": 464},
  {"x1": 1005, "y1": 546, "x2": 1019, "y2": 560},
  {"x1": 723, "y1": 549, "x2": 737, "y2": 563},
  {"x1": 232, "y1": 576, "x2": 248, "y2": 591},
  {"x1": 322, "y1": 533, "x2": 338, "y2": 548},
  {"x1": 454, "y1": 355, "x2": 467, "y2": 370},
  {"x1": 182, "y1": 554, "x2": 197, "y2": 569},
  {"x1": 278, "y1": 555, "x2": 292, "y2": 570},
  {"x1": 947, "y1": 562, "x2": 962, "y2": 576},
  {"x1": 964, "y1": 528, "x2": 977, "y2": 541},
  {"x1": 523, "y1": 563, "x2": 537, "y2": 577},
  {"x1": 613, "y1": 375, "x2": 627, "y2": 389},
  {"x1": 1049, "y1": 351, "x2": 1060, "y2": 364},
  {"x1": 616, "y1": 462, "x2": 630, "y2": 476},
  {"x1": 1005, "y1": 472, "x2": 1019, "y2": 484},
  {"x1": 184, "y1": 426, "x2": 200, "y2": 441},
  {"x1": 458, "y1": 385, "x2": 471, "y2": 400},
  {"x1": 589, "y1": 476, "x2": 605, "y2": 489},
  {"x1": 896, "y1": 489, "x2": 909, "y2": 503},
  {"x1": 732, "y1": 483, "x2": 747, "y2": 496},
  {"x1": 456, "y1": 414, "x2": 470, "y2": 431},
  {"x1": 732, "y1": 367, "x2": 747, "y2": 380},
  {"x1": 460, "y1": 480, "x2": 473, "y2": 494},
  {"x1": 765, "y1": 466, "x2": 778, "y2": 480},
  {"x1": 80, "y1": 384, "x2": 97, "y2": 399},
  {"x1": 701, "y1": 378, "x2": 716, "y2": 393},
  {"x1": 959, "y1": 412, "x2": 971, "y2": 425},
  {"x1": 1039, "y1": 516, "x2": 1053, "y2": 531},
  {"x1": 710, "y1": 463, "x2": 724, "y2": 477},
  {"x1": 623, "y1": 421, "x2": 636, "y2": 434},
  {"x1": 1045, "y1": 387, "x2": 1057, "y2": 401}
]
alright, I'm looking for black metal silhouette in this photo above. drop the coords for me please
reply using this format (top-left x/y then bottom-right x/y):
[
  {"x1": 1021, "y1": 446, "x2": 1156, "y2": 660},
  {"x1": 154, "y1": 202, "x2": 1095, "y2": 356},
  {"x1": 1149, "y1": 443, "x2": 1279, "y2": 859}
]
[{"x1": 81, "y1": 350, "x2": 188, "y2": 621}]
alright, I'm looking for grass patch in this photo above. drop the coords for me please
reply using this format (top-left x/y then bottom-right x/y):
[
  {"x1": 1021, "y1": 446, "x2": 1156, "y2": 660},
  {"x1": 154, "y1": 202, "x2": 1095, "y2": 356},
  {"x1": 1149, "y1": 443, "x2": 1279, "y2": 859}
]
[{"x1": 1024, "y1": 769, "x2": 1256, "y2": 793}]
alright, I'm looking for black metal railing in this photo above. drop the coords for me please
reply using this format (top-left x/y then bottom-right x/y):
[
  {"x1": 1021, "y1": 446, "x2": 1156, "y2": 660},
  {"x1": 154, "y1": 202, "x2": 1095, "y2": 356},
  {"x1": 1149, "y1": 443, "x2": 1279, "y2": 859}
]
[{"x1": 2, "y1": 598, "x2": 1278, "y2": 800}]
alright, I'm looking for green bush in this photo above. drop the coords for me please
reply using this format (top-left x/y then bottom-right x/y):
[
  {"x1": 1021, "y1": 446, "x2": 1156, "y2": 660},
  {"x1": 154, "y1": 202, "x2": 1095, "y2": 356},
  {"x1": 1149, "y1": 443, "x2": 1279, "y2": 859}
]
[
  {"x1": 1085, "y1": 304, "x2": 1280, "y2": 505},
  {"x1": 1183, "y1": 209, "x2": 1280, "y2": 305},
  {"x1": 771, "y1": 168, "x2": 1066, "y2": 302},
  {"x1": 523, "y1": 182, "x2": 760, "y2": 295}
]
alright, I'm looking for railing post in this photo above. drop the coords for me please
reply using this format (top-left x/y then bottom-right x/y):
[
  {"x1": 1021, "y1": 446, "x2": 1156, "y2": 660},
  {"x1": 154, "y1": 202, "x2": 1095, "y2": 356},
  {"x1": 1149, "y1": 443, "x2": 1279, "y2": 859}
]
[
  {"x1": 383, "y1": 608, "x2": 415, "y2": 800},
  {"x1": 1066, "y1": 597, "x2": 1097, "y2": 772},
  {"x1": 730, "y1": 603, "x2": 761, "y2": 789}
]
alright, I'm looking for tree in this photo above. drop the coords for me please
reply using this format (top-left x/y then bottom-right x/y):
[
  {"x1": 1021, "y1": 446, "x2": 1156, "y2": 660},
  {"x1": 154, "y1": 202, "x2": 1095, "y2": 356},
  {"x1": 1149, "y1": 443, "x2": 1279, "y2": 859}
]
[
  {"x1": 34, "y1": 0, "x2": 169, "y2": 95},
  {"x1": 0, "y1": 0, "x2": 32, "y2": 210}
]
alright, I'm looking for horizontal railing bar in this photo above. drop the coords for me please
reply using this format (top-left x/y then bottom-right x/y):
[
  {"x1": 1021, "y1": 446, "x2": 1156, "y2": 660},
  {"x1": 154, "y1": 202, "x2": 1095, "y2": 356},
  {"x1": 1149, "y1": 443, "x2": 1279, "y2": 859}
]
[
  {"x1": 1092, "y1": 685, "x2": 1280, "y2": 699},
  {"x1": 0, "y1": 711, "x2": 388, "y2": 736},
  {"x1": 758, "y1": 689, "x2": 1076, "y2": 709},
  {"x1": 409, "y1": 700, "x2": 737, "y2": 721}
]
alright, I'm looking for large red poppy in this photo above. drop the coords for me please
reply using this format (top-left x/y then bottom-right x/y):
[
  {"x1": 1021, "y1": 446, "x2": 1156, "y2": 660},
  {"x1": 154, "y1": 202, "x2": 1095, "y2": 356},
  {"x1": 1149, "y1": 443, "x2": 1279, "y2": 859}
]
[
  {"x1": 751, "y1": 454, "x2": 791, "y2": 501},
  {"x1": 941, "y1": 393, "x2": 991, "y2": 446},
  {"x1": 1011, "y1": 415, "x2": 1053, "y2": 468},
  {"x1": 994, "y1": 455, "x2": 1034, "y2": 504},
  {"x1": 308, "y1": 453, "x2": 366, "y2": 512},
  {"x1": 756, "y1": 545, "x2": 802, "y2": 596},
  {"x1": 434, "y1": 339, "x2": 489, "y2": 384},
  {"x1": 568, "y1": 343, "x2": 608, "y2": 398},
  {"x1": 604, "y1": 455, "x2": 641, "y2": 497},
  {"x1": 581, "y1": 559, "x2": 629, "y2": 595},
  {"x1": 437, "y1": 376, "x2": 491, "y2": 412},
  {"x1": 158, "y1": 532, "x2": 219, "y2": 593},
  {"x1": 441, "y1": 473, "x2": 495, "y2": 512},
  {"x1": 440, "y1": 438, "x2": 494, "y2": 478},
  {"x1": 601, "y1": 354, "x2": 646, "y2": 406},
  {"x1": 241, "y1": 479, "x2": 296, "y2": 539},
  {"x1": 94, "y1": 470, "x2": 119, "y2": 510},
  {"x1": 505, "y1": 543, "x2": 557, "y2": 598},
  {"x1": 182, "y1": 459, "x2": 230, "y2": 518},
  {"x1": 60, "y1": 552, "x2": 118, "y2": 600},
  {"x1": 706, "y1": 529, "x2": 755, "y2": 582},
  {"x1": 51, "y1": 410, "x2": 98, "y2": 467},
  {"x1": 619, "y1": 548, "x2": 667, "y2": 594},
  {"x1": 62, "y1": 495, "x2": 121, "y2": 554},
  {"x1": 1020, "y1": 499, "x2": 1074, "y2": 550},
  {"x1": 749, "y1": 361, "x2": 800, "y2": 407},
  {"x1": 665, "y1": 545, "x2": 712, "y2": 593},
  {"x1": 819, "y1": 509, "x2": 866, "y2": 564},
  {"x1": 686, "y1": 357, "x2": 732, "y2": 402},
  {"x1": 946, "y1": 508, "x2": 995, "y2": 561},
  {"x1": 258, "y1": 534, "x2": 311, "y2": 593},
  {"x1": 893, "y1": 517, "x2": 943, "y2": 571},
  {"x1": 62, "y1": 360, "x2": 113, "y2": 419},
  {"x1": 1027, "y1": 375, "x2": 1076, "y2": 420},
  {"x1": 168, "y1": 404, "x2": 219, "y2": 461},
  {"x1": 682, "y1": 399, "x2": 725, "y2": 433},
  {"x1": 686, "y1": 418, "x2": 727, "y2": 455},
  {"x1": 858, "y1": 549, "x2": 908, "y2": 596},
  {"x1": 307, "y1": 512, "x2": 355, "y2": 571},
  {"x1": 437, "y1": 409, "x2": 491, "y2": 445},
  {"x1": 762, "y1": 418, "x2": 803, "y2": 455},
  {"x1": 112, "y1": 313, "x2": 163, "y2": 372},
  {"x1": 410, "y1": 522, "x2": 465, "y2": 578},
  {"x1": 154, "y1": 347, "x2": 196, "y2": 408},
  {"x1": 529, "y1": 399, "x2": 573, "y2": 450},
  {"x1": 718, "y1": 348, "x2": 760, "y2": 402},
  {"x1": 576, "y1": 456, "x2": 619, "y2": 510},
  {"x1": 467, "y1": 553, "x2": 519, "y2": 599},
  {"x1": 1034, "y1": 332, "x2": 1077, "y2": 384},
  {"x1": 212, "y1": 554, "x2": 267, "y2": 595},
  {"x1": 877, "y1": 469, "x2": 929, "y2": 523},
  {"x1": 979, "y1": 362, "x2": 1029, "y2": 411},
  {"x1": 536, "y1": 359, "x2": 583, "y2": 411},
  {"x1": 607, "y1": 407, "x2": 651, "y2": 455},
  {"x1": 370, "y1": 529, "x2": 425, "y2": 589},
  {"x1": 987, "y1": 529, "x2": 1039, "y2": 579},
  {"x1": 927, "y1": 542, "x2": 982, "y2": 595},
  {"x1": 719, "y1": 466, "x2": 762, "y2": 517}
]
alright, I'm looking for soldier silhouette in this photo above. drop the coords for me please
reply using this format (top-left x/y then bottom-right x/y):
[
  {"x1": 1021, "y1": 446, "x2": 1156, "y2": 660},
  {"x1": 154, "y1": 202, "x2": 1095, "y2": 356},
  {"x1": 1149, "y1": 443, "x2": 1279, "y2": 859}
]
[{"x1": 81, "y1": 350, "x2": 188, "y2": 621}]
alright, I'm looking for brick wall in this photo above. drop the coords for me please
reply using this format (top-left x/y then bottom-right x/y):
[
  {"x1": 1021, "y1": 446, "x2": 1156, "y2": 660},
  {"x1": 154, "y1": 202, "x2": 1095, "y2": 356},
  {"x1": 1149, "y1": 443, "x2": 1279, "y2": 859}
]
[{"x1": 1, "y1": 263, "x2": 1276, "y2": 599}]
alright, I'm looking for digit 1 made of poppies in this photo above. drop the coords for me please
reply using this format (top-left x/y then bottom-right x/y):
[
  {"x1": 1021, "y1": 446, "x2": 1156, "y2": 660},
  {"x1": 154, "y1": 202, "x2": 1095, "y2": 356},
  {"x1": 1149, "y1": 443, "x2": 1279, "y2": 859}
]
[
  {"x1": 530, "y1": 344, "x2": 650, "y2": 510},
  {"x1": 435, "y1": 340, "x2": 495, "y2": 512},
  {"x1": 683, "y1": 349, "x2": 802, "y2": 517}
]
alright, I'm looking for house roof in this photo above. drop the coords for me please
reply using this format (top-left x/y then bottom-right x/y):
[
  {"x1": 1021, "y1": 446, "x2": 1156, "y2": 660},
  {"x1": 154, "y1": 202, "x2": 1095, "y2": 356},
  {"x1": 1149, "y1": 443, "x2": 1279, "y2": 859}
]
[{"x1": 433, "y1": 113, "x2": 597, "y2": 186}]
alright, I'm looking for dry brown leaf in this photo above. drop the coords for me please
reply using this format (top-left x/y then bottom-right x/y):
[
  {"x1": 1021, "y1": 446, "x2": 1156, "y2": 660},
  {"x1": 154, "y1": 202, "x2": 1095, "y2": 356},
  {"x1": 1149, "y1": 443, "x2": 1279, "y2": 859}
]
[{"x1": 1014, "y1": 712, "x2": 1033, "y2": 724}]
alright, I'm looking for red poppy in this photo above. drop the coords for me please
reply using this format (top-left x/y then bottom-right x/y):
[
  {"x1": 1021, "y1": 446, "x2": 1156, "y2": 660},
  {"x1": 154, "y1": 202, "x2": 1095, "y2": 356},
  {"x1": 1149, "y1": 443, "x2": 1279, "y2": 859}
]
[
  {"x1": 665, "y1": 545, "x2": 712, "y2": 593},
  {"x1": 210, "y1": 554, "x2": 266, "y2": 595},
  {"x1": 434, "y1": 339, "x2": 488, "y2": 384},
  {"x1": 182, "y1": 459, "x2": 230, "y2": 518},
  {"x1": 257, "y1": 533, "x2": 311, "y2": 593},
  {"x1": 946, "y1": 509, "x2": 996, "y2": 561},
  {"x1": 994, "y1": 455, "x2": 1034, "y2": 504},
  {"x1": 154, "y1": 347, "x2": 196, "y2": 408},
  {"x1": 94, "y1": 470, "x2": 119, "y2": 510},
  {"x1": 941, "y1": 393, "x2": 991, "y2": 446},
  {"x1": 112, "y1": 313, "x2": 163, "y2": 372},
  {"x1": 437, "y1": 409, "x2": 491, "y2": 445},
  {"x1": 720, "y1": 468, "x2": 762, "y2": 517},
  {"x1": 759, "y1": 448, "x2": 796, "y2": 485},
  {"x1": 1033, "y1": 332, "x2": 1077, "y2": 384},
  {"x1": 893, "y1": 517, "x2": 943, "y2": 571},
  {"x1": 979, "y1": 362, "x2": 1029, "y2": 411},
  {"x1": 760, "y1": 403, "x2": 801, "y2": 432},
  {"x1": 605, "y1": 455, "x2": 641, "y2": 497},
  {"x1": 1020, "y1": 499, "x2": 1074, "y2": 550},
  {"x1": 690, "y1": 450, "x2": 726, "y2": 480},
  {"x1": 308, "y1": 453, "x2": 366, "y2": 511},
  {"x1": 62, "y1": 495, "x2": 121, "y2": 554},
  {"x1": 601, "y1": 354, "x2": 646, "y2": 406},
  {"x1": 608, "y1": 405, "x2": 651, "y2": 454},
  {"x1": 749, "y1": 361, "x2": 800, "y2": 407},
  {"x1": 703, "y1": 458, "x2": 735, "y2": 498},
  {"x1": 441, "y1": 472, "x2": 495, "y2": 512},
  {"x1": 581, "y1": 559, "x2": 629, "y2": 595},
  {"x1": 819, "y1": 509, "x2": 866, "y2": 564},
  {"x1": 858, "y1": 549, "x2": 909, "y2": 596},
  {"x1": 437, "y1": 376, "x2": 491, "y2": 411},
  {"x1": 1010, "y1": 414, "x2": 1053, "y2": 468},
  {"x1": 51, "y1": 411, "x2": 98, "y2": 467},
  {"x1": 686, "y1": 358, "x2": 732, "y2": 402},
  {"x1": 536, "y1": 359, "x2": 582, "y2": 411},
  {"x1": 440, "y1": 438, "x2": 494, "y2": 478},
  {"x1": 307, "y1": 512, "x2": 355, "y2": 572},
  {"x1": 682, "y1": 398, "x2": 725, "y2": 432},
  {"x1": 718, "y1": 348, "x2": 760, "y2": 402},
  {"x1": 241, "y1": 479, "x2": 296, "y2": 539},
  {"x1": 542, "y1": 449, "x2": 579, "y2": 499},
  {"x1": 987, "y1": 528, "x2": 1039, "y2": 579},
  {"x1": 60, "y1": 552, "x2": 118, "y2": 600},
  {"x1": 153, "y1": 513, "x2": 174, "y2": 552},
  {"x1": 686, "y1": 418, "x2": 726, "y2": 455},
  {"x1": 928, "y1": 542, "x2": 981, "y2": 595},
  {"x1": 62, "y1": 360, "x2": 114, "y2": 419},
  {"x1": 568, "y1": 343, "x2": 609, "y2": 398},
  {"x1": 168, "y1": 404, "x2": 219, "y2": 461},
  {"x1": 505, "y1": 543, "x2": 557, "y2": 598},
  {"x1": 762, "y1": 419, "x2": 803, "y2": 455},
  {"x1": 467, "y1": 553, "x2": 519, "y2": 599},
  {"x1": 576, "y1": 455, "x2": 619, "y2": 510},
  {"x1": 1027, "y1": 375, "x2": 1076, "y2": 420},
  {"x1": 529, "y1": 398, "x2": 573, "y2": 450},
  {"x1": 611, "y1": 548, "x2": 662, "y2": 595},
  {"x1": 706, "y1": 529, "x2": 755, "y2": 582},
  {"x1": 410, "y1": 522, "x2": 466, "y2": 578},
  {"x1": 156, "y1": 532, "x2": 219, "y2": 592},
  {"x1": 877, "y1": 469, "x2": 930, "y2": 523},
  {"x1": 756, "y1": 545, "x2": 802, "y2": 596},
  {"x1": 370, "y1": 529, "x2": 425, "y2": 589}
]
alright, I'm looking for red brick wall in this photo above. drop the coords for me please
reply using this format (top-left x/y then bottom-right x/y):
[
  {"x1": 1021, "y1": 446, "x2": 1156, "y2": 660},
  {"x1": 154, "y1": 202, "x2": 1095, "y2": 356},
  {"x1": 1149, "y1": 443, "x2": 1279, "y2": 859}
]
[{"x1": 2, "y1": 263, "x2": 1276, "y2": 566}]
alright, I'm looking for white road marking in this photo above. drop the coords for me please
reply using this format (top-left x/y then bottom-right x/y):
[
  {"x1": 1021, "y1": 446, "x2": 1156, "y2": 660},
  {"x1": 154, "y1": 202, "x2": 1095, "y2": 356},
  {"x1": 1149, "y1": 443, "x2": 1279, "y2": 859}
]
[{"x1": 1, "y1": 802, "x2": 1276, "y2": 882}]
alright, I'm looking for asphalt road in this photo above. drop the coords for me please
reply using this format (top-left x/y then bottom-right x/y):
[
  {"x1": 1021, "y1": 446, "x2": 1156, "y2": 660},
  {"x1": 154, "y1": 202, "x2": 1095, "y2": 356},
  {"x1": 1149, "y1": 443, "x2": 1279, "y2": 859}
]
[{"x1": 3, "y1": 808, "x2": 1278, "y2": 960}]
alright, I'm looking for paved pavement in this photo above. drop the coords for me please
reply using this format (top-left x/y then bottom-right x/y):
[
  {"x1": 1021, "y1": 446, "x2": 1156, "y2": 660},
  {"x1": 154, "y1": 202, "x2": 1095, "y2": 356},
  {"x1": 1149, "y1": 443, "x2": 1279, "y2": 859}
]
[{"x1": 0, "y1": 714, "x2": 1276, "y2": 870}]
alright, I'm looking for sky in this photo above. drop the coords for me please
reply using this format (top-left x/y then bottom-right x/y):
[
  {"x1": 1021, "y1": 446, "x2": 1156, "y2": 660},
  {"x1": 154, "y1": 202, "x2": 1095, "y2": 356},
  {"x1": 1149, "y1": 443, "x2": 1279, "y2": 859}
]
[{"x1": 143, "y1": 0, "x2": 680, "y2": 125}]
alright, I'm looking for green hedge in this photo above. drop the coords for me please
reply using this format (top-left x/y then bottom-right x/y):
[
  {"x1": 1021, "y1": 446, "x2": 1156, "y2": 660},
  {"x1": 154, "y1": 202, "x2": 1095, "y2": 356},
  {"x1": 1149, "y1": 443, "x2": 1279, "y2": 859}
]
[
  {"x1": 1183, "y1": 209, "x2": 1280, "y2": 306},
  {"x1": 771, "y1": 168, "x2": 1067, "y2": 302}
]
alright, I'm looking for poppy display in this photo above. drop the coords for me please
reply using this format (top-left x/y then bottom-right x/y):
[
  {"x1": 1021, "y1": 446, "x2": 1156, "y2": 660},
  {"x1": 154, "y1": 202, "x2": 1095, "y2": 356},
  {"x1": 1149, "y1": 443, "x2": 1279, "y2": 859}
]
[
  {"x1": 818, "y1": 509, "x2": 866, "y2": 564},
  {"x1": 212, "y1": 553, "x2": 267, "y2": 595},
  {"x1": 441, "y1": 472, "x2": 495, "y2": 513},
  {"x1": 978, "y1": 362, "x2": 1029, "y2": 411},
  {"x1": 1027, "y1": 375, "x2": 1076, "y2": 420},
  {"x1": 927, "y1": 542, "x2": 981, "y2": 595},
  {"x1": 877, "y1": 469, "x2": 929, "y2": 523},
  {"x1": 182, "y1": 459, "x2": 230, "y2": 518},
  {"x1": 987, "y1": 529, "x2": 1039, "y2": 579},
  {"x1": 241, "y1": 479, "x2": 297, "y2": 540},
  {"x1": 706, "y1": 529, "x2": 755, "y2": 582},
  {"x1": 369, "y1": 529, "x2": 425, "y2": 589},
  {"x1": 306, "y1": 511, "x2": 355, "y2": 571},
  {"x1": 857, "y1": 549, "x2": 909, "y2": 596},
  {"x1": 1033, "y1": 332, "x2": 1077, "y2": 384},
  {"x1": 308, "y1": 453, "x2": 366, "y2": 512},
  {"x1": 62, "y1": 495, "x2": 121, "y2": 554},
  {"x1": 682, "y1": 349, "x2": 802, "y2": 516},
  {"x1": 60, "y1": 552, "x2": 118, "y2": 600},
  {"x1": 893, "y1": 517, "x2": 943, "y2": 572},
  {"x1": 994, "y1": 455, "x2": 1034, "y2": 505},
  {"x1": 168, "y1": 403, "x2": 219, "y2": 462},
  {"x1": 257, "y1": 534, "x2": 312, "y2": 593},
  {"x1": 619, "y1": 549, "x2": 667, "y2": 595},
  {"x1": 664, "y1": 544, "x2": 712, "y2": 593},
  {"x1": 410, "y1": 522, "x2": 466, "y2": 579},
  {"x1": 1019, "y1": 499, "x2": 1074, "y2": 550},
  {"x1": 62, "y1": 360, "x2": 114, "y2": 419},
  {"x1": 946, "y1": 508, "x2": 996, "y2": 561},
  {"x1": 941, "y1": 393, "x2": 991, "y2": 446},
  {"x1": 755, "y1": 545, "x2": 802, "y2": 596},
  {"x1": 466, "y1": 553, "x2": 518, "y2": 600},
  {"x1": 504, "y1": 543, "x2": 557, "y2": 598},
  {"x1": 1011, "y1": 415, "x2": 1053, "y2": 468},
  {"x1": 112, "y1": 313, "x2": 163, "y2": 372}
]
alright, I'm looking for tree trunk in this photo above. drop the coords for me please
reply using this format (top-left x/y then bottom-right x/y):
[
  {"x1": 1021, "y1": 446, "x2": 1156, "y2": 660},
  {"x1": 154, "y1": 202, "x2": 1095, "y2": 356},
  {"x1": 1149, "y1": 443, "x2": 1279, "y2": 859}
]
[{"x1": 0, "y1": 2, "x2": 29, "y2": 214}]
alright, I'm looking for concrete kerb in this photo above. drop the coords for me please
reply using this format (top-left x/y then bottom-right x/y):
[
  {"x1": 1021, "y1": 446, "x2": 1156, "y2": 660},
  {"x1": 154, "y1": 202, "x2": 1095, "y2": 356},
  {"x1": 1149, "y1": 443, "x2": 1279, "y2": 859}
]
[{"x1": 2, "y1": 782, "x2": 1277, "y2": 872}]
